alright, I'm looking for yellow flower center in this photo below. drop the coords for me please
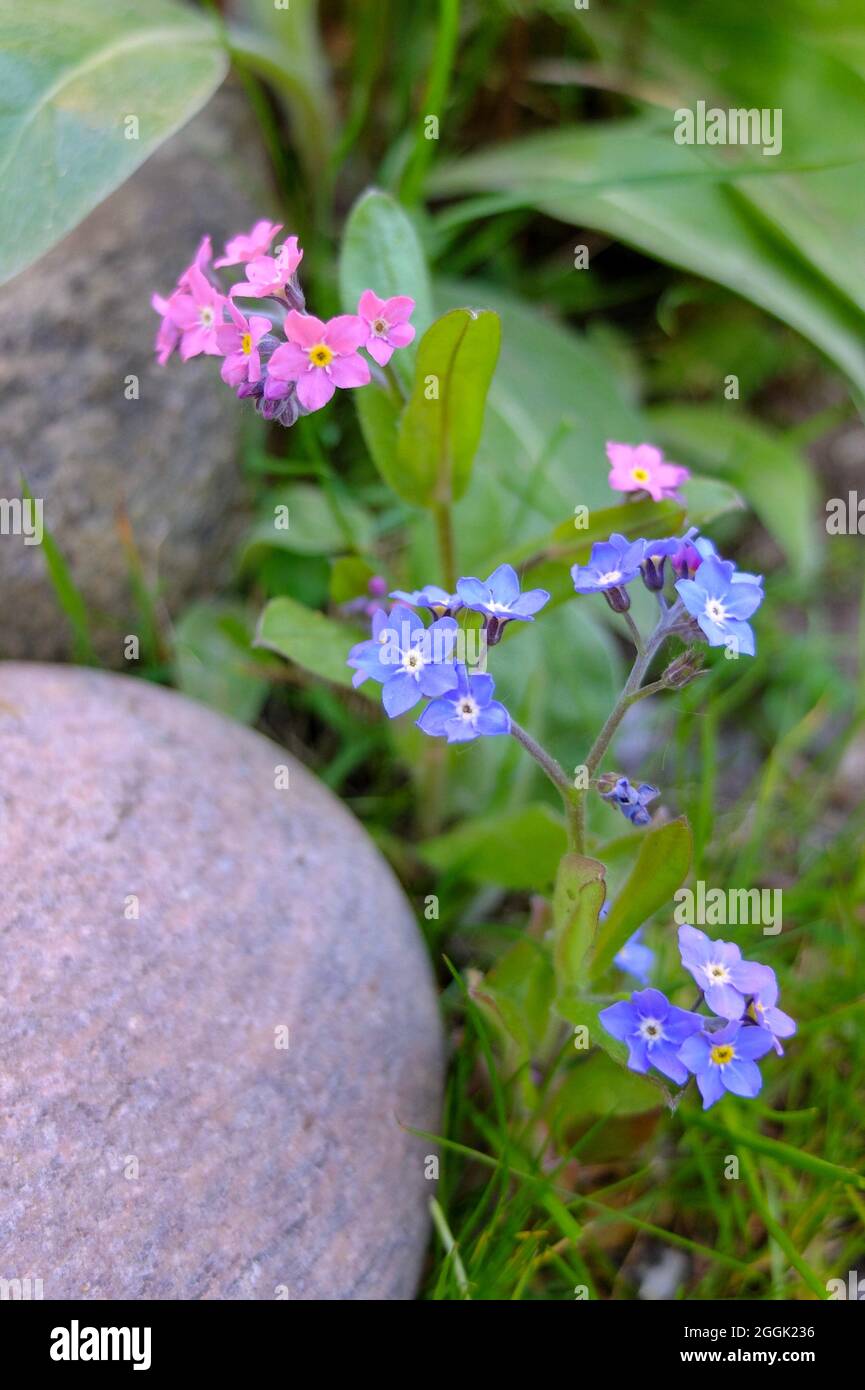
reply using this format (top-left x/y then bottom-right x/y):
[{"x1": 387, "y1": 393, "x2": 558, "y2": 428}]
[
  {"x1": 309, "y1": 343, "x2": 334, "y2": 367},
  {"x1": 710, "y1": 1043, "x2": 735, "y2": 1066},
  {"x1": 241, "y1": 332, "x2": 253, "y2": 355},
  {"x1": 631, "y1": 466, "x2": 650, "y2": 483}
]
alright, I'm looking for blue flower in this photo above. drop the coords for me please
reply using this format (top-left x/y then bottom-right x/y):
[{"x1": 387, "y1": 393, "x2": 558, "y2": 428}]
[
  {"x1": 571, "y1": 533, "x2": 645, "y2": 594},
  {"x1": 389, "y1": 584, "x2": 462, "y2": 617},
  {"x1": 456, "y1": 564, "x2": 550, "y2": 643},
  {"x1": 348, "y1": 610, "x2": 459, "y2": 717},
  {"x1": 601, "y1": 776, "x2": 659, "y2": 826},
  {"x1": 675, "y1": 553, "x2": 764, "y2": 656},
  {"x1": 614, "y1": 929, "x2": 654, "y2": 984},
  {"x1": 417, "y1": 663, "x2": 511, "y2": 743},
  {"x1": 678, "y1": 925, "x2": 772, "y2": 1021},
  {"x1": 677, "y1": 1019, "x2": 774, "y2": 1109},
  {"x1": 347, "y1": 608, "x2": 391, "y2": 689},
  {"x1": 599, "y1": 988, "x2": 704, "y2": 1085},
  {"x1": 750, "y1": 971, "x2": 796, "y2": 1056}
]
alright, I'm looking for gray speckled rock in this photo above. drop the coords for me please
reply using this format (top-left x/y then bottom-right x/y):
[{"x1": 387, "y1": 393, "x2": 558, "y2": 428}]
[
  {"x1": 0, "y1": 85, "x2": 271, "y2": 663},
  {"x1": 0, "y1": 663, "x2": 442, "y2": 1300}
]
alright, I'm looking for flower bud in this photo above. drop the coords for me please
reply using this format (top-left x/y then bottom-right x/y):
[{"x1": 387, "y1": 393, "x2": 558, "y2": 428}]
[
  {"x1": 662, "y1": 648, "x2": 704, "y2": 689},
  {"x1": 603, "y1": 584, "x2": 630, "y2": 613},
  {"x1": 641, "y1": 554, "x2": 667, "y2": 591}
]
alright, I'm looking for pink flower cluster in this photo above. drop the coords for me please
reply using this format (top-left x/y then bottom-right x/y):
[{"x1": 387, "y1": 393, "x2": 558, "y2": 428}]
[
  {"x1": 606, "y1": 441, "x2": 690, "y2": 503},
  {"x1": 152, "y1": 221, "x2": 415, "y2": 426}
]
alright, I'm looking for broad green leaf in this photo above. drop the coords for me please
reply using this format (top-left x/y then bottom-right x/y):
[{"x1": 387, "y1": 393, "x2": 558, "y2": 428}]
[
  {"x1": 397, "y1": 308, "x2": 501, "y2": 507},
  {"x1": 339, "y1": 187, "x2": 434, "y2": 390},
  {"x1": 472, "y1": 938, "x2": 556, "y2": 1056},
  {"x1": 549, "y1": 1052, "x2": 663, "y2": 1125},
  {"x1": 0, "y1": 0, "x2": 227, "y2": 286},
  {"x1": 420, "y1": 803, "x2": 566, "y2": 891},
  {"x1": 255, "y1": 595, "x2": 369, "y2": 693},
  {"x1": 353, "y1": 382, "x2": 403, "y2": 498},
  {"x1": 648, "y1": 404, "x2": 819, "y2": 577},
  {"x1": 240, "y1": 483, "x2": 372, "y2": 562},
  {"x1": 552, "y1": 853, "x2": 606, "y2": 993},
  {"x1": 173, "y1": 601, "x2": 269, "y2": 724},
  {"x1": 430, "y1": 120, "x2": 865, "y2": 395},
  {"x1": 589, "y1": 818, "x2": 692, "y2": 980}
]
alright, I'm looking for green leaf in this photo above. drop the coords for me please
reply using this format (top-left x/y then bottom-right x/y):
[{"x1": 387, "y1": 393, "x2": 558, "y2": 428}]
[
  {"x1": 549, "y1": 1052, "x2": 663, "y2": 1123},
  {"x1": 472, "y1": 938, "x2": 556, "y2": 1057},
  {"x1": 589, "y1": 817, "x2": 692, "y2": 980},
  {"x1": 240, "y1": 483, "x2": 372, "y2": 562},
  {"x1": 352, "y1": 383, "x2": 404, "y2": 498},
  {"x1": 551, "y1": 853, "x2": 606, "y2": 994},
  {"x1": 0, "y1": 0, "x2": 227, "y2": 286},
  {"x1": 255, "y1": 595, "x2": 369, "y2": 693},
  {"x1": 649, "y1": 404, "x2": 820, "y2": 577},
  {"x1": 339, "y1": 187, "x2": 434, "y2": 390},
  {"x1": 396, "y1": 308, "x2": 501, "y2": 507},
  {"x1": 420, "y1": 803, "x2": 567, "y2": 891},
  {"x1": 173, "y1": 601, "x2": 269, "y2": 724}
]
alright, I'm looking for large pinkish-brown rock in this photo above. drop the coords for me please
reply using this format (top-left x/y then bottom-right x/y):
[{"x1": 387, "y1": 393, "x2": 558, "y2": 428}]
[{"x1": 0, "y1": 663, "x2": 443, "y2": 1299}]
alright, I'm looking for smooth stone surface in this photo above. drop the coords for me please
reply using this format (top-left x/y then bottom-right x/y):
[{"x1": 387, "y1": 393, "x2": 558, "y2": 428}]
[
  {"x1": 0, "y1": 85, "x2": 271, "y2": 663},
  {"x1": 0, "y1": 664, "x2": 442, "y2": 1300}
]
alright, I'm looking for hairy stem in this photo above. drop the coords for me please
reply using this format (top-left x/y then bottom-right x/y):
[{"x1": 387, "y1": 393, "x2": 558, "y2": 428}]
[
  {"x1": 510, "y1": 720, "x2": 582, "y2": 851},
  {"x1": 576, "y1": 599, "x2": 684, "y2": 829}
]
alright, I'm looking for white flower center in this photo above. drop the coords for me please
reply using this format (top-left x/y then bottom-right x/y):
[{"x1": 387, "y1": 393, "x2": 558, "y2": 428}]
[
  {"x1": 704, "y1": 597, "x2": 728, "y2": 626},
  {"x1": 372, "y1": 317, "x2": 388, "y2": 336},
  {"x1": 597, "y1": 569, "x2": 621, "y2": 585},
  {"x1": 199, "y1": 305, "x2": 215, "y2": 328},
  {"x1": 401, "y1": 647, "x2": 425, "y2": 677},
  {"x1": 486, "y1": 600, "x2": 510, "y2": 613},
  {"x1": 638, "y1": 1017, "x2": 665, "y2": 1044},
  {"x1": 457, "y1": 697, "x2": 478, "y2": 723},
  {"x1": 705, "y1": 961, "x2": 731, "y2": 985}
]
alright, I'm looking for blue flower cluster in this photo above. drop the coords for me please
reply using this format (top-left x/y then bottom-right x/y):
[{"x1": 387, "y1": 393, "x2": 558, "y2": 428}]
[
  {"x1": 572, "y1": 528, "x2": 765, "y2": 656},
  {"x1": 600, "y1": 925, "x2": 795, "y2": 1109},
  {"x1": 347, "y1": 564, "x2": 550, "y2": 742}
]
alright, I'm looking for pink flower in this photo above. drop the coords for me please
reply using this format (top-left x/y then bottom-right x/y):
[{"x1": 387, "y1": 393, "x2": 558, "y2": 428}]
[
  {"x1": 606, "y1": 441, "x2": 690, "y2": 503},
  {"x1": 357, "y1": 290, "x2": 416, "y2": 365},
  {"x1": 166, "y1": 265, "x2": 227, "y2": 360},
  {"x1": 214, "y1": 220, "x2": 283, "y2": 269},
  {"x1": 151, "y1": 291, "x2": 183, "y2": 365},
  {"x1": 267, "y1": 311, "x2": 370, "y2": 412},
  {"x1": 178, "y1": 234, "x2": 213, "y2": 286},
  {"x1": 215, "y1": 299, "x2": 272, "y2": 386},
  {"x1": 151, "y1": 236, "x2": 214, "y2": 363},
  {"x1": 230, "y1": 236, "x2": 303, "y2": 299}
]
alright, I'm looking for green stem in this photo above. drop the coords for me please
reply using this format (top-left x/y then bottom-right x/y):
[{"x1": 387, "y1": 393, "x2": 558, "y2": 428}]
[
  {"x1": 434, "y1": 502, "x2": 457, "y2": 593},
  {"x1": 574, "y1": 601, "x2": 684, "y2": 836},
  {"x1": 510, "y1": 721, "x2": 582, "y2": 851}
]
